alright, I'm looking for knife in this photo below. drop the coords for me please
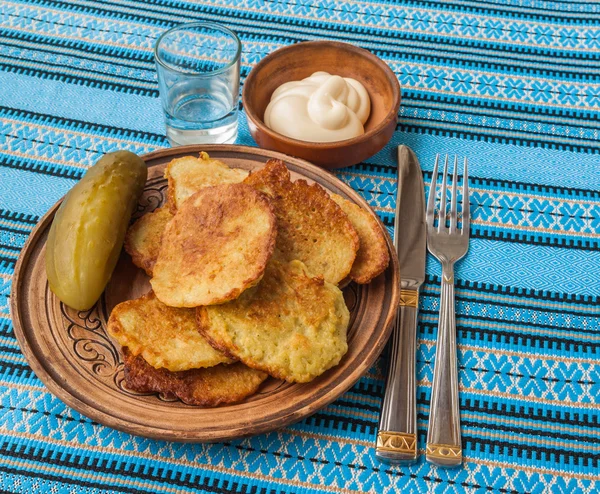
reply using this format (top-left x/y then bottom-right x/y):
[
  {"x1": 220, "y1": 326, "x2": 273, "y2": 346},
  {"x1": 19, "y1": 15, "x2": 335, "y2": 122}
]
[{"x1": 375, "y1": 145, "x2": 426, "y2": 465}]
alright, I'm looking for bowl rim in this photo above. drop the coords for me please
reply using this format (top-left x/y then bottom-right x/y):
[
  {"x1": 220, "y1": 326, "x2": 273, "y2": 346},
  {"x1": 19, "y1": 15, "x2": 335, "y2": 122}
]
[{"x1": 242, "y1": 40, "x2": 401, "y2": 150}]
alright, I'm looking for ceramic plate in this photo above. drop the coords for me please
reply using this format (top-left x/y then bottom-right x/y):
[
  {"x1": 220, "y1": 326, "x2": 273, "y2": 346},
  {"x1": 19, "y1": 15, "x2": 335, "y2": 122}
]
[{"x1": 11, "y1": 144, "x2": 399, "y2": 442}]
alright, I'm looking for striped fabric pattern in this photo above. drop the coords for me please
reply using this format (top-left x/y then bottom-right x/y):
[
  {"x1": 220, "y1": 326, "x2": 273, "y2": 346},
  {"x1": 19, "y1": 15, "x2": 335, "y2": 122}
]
[{"x1": 1, "y1": 0, "x2": 599, "y2": 492}]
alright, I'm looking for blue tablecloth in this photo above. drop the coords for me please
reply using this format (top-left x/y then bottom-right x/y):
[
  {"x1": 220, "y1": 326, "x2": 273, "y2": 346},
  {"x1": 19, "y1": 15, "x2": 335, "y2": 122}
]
[{"x1": 1, "y1": 1, "x2": 599, "y2": 492}]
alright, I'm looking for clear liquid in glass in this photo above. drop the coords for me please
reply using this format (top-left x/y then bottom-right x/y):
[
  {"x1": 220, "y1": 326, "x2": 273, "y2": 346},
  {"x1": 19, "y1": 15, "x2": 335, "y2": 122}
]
[
  {"x1": 155, "y1": 22, "x2": 241, "y2": 146},
  {"x1": 164, "y1": 80, "x2": 238, "y2": 145}
]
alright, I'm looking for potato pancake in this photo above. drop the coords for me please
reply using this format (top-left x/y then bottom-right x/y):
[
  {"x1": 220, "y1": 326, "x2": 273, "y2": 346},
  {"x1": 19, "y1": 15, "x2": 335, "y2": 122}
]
[
  {"x1": 107, "y1": 292, "x2": 232, "y2": 372},
  {"x1": 151, "y1": 183, "x2": 277, "y2": 307},
  {"x1": 331, "y1": 194, "x2": 390, "y2": 284},
  {"x1": 124, "y1": 206, "x2": 174, "y2": 276},
  {"x1": 244, "y1": 160, "x2": 359, "y2": 285},
  {"x1": 122, "y1": 349, "x2": 267, "y2": 407},
  {"x1": 166, "y1": 152, "x2": 248, "y2": 211},
  {"x1": 197, "y1": 259, "x2": 349, "y2": 383}
]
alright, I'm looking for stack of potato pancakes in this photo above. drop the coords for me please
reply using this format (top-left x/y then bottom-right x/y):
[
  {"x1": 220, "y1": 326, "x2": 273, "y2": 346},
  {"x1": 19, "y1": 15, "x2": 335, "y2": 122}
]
[{"x1": 107, "y1": 152, "x2": 390, "y2": 407}]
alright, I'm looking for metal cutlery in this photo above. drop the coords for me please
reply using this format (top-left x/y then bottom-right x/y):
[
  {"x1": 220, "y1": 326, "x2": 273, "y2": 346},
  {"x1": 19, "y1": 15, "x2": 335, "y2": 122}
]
[
  {"x1": 425, "y1": 154, "x2": 470, "y2": 468},
  {"x1": 375, "y1": 145, "x2": 426, "y2": 465}
]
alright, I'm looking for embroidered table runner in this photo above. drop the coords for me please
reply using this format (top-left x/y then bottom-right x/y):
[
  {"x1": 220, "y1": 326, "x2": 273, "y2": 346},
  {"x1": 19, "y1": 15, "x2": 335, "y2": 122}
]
[{"x1": 1, "y1": 0, "x2": 599, "y2": 492}]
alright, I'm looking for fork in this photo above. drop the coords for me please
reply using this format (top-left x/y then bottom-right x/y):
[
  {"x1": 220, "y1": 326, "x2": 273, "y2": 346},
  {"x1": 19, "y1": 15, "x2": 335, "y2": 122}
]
[{"x1": 425, "y1": 154, "x2": 470, "y2": 468}]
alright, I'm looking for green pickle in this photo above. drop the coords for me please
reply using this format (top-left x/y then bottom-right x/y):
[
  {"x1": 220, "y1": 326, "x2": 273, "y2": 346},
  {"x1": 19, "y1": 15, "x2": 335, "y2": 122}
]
[{"x1": 46, "y1": 151, "x2": 147, "y2": 310}]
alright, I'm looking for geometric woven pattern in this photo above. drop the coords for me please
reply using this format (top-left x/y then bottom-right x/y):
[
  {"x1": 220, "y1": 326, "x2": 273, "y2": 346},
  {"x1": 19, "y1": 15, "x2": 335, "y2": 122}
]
[{"x1": 1, "y1": 0, "x2": 600, "y2": 492}]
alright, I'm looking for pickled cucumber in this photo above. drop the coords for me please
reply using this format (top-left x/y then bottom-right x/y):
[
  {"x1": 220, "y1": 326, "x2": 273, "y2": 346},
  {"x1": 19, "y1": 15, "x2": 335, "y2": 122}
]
[{"x1": 46, "y1": 151, "x2": 147, "y2": 310}]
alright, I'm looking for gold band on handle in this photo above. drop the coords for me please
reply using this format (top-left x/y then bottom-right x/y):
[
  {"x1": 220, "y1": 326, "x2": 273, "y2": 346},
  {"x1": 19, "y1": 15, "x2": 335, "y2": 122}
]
[
  {"x1": 398, "y1": 289, "x2": 418, "y2": 308},
  {"x1": 425, "y1": 443, "x2": 462, "y2": 460},
  {"x1": 376, "y1": 431, "x2": 417, "y2": 455}
]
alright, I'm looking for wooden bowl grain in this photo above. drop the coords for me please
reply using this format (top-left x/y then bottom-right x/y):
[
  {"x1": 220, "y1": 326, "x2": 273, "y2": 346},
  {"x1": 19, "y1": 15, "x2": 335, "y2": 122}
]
[{"x1": 243, "y1": 41, "x2": 401, "y2": 170}]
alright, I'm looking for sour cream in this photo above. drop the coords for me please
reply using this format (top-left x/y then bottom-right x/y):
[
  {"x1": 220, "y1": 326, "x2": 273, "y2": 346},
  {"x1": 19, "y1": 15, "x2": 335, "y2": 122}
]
[{"x1": 264, "y1": 71, "x2": 371, "y2": 143}]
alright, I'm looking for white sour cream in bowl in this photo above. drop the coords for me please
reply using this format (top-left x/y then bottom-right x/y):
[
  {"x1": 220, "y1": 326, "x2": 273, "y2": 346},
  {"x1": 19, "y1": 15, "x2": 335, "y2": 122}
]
[{"x1": 263, "y1": 71, "x2": 371, "y2": 143}]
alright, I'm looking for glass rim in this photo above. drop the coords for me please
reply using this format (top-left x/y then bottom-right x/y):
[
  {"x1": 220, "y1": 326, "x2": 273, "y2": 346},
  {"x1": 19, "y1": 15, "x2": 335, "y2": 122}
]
[{"x1": 154, "y1": 21, "x2": 241, "y2": 77}]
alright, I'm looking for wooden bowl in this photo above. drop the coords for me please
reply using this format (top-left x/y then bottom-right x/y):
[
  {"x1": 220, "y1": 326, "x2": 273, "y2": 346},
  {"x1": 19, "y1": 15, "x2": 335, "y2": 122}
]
[{"x1": 243, "y1": 41, "x2": 401, "y2": 170}]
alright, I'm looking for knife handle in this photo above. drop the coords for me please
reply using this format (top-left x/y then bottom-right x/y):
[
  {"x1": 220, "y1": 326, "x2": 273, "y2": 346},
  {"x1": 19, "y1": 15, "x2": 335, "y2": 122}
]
[{"x1": 375, "y1": 289, "x2": 419, "y2": 465}]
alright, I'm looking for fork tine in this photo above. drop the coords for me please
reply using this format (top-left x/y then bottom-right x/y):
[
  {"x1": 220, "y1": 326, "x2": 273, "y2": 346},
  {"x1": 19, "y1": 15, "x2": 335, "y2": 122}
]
[
  {"x1": 462, "y1": 157, "x2": 470, "y2": 234},
  {"x1": 438, "y1": 155, "x2": 449, "y2": 232},
  {"x1": 426, "y1": 154, "x2": 439, "y2": 224},
  {"x1": 449, "y1": 156, "x2": 458, "y2": 234}
]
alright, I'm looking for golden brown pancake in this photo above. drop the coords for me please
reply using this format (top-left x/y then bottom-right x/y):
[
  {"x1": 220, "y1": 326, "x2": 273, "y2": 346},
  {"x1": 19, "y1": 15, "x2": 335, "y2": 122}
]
[
  {"x1": 151, "y1": 183, "x2": 277, "y2": 307},
  {"x1": 244, "y1": 159, "x2": 359, "y2": 285},
  {"x1": 122, "y1": 348, "x2": 268, "y2": 407},
  {"x1": 197, "y1": 259, "x2": 349, "y2": 383},
  {"x1": 124, "y1": 206, "x2": 174, "y2": 276},
  {"x1": 107, "y1": 292, "x2": 232, "y2": 372},
  {"x1": 331, "y1": 194, "x2": 390, "y2": 284},
  {"x1": 166, "y1": 152, "x2": 248, "y2": 212}
]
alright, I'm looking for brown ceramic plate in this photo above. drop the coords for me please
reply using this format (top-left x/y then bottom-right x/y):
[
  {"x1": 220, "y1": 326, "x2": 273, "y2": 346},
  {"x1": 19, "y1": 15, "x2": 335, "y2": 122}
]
[{"x1": 11, "y1": 145, "x2": 399, "y2": 442}]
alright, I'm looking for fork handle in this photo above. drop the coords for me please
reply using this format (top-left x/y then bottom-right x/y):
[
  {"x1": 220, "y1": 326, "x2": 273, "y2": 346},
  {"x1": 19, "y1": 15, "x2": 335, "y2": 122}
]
[
  {"x1": 375, "y1": 289, "x2": 418, "y2": 464},
  {"x1": 426, "y1": 263, "x2": 463, "y2": 467}
]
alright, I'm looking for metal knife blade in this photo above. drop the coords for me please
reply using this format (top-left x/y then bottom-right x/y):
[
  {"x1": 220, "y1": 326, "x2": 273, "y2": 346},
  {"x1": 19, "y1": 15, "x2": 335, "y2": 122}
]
[{"x1": 395, "y1": 145, "x2": 426, "y2": 289}]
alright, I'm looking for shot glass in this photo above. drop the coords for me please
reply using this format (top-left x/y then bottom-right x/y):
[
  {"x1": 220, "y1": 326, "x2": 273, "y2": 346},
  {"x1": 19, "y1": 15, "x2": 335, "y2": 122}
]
[{"x1": 154, "y1": 22, "x2": 241, "y2": 145}]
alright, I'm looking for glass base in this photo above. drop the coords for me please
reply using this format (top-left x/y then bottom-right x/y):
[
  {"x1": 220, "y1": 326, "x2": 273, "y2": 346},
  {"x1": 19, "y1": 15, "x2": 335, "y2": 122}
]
[{"x1": 166, "y1": 119, "x2": 238, "y2": 146}]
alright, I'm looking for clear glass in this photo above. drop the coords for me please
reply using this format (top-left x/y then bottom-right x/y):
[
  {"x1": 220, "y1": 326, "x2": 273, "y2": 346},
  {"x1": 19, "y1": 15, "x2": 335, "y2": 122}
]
[{"x1": 154, "y1": 22, "x2": 241, "y2": 145}]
